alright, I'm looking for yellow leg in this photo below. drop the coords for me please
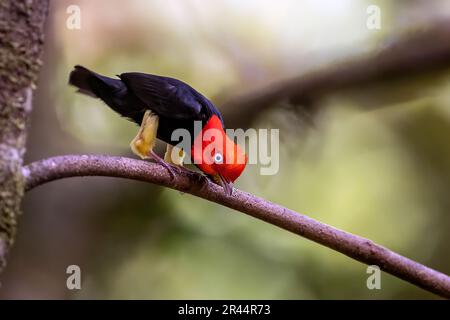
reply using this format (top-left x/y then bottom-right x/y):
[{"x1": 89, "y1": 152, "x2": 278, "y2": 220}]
[
  {"x1": 164, "y1": 145, "x2": 185, "y2": 166},
  {"x1": 130, "y1": 110, "x2": 177, "y2": 179},
  {"x1": 130, "y1": 110, "x2": 158, "y2": 159}
]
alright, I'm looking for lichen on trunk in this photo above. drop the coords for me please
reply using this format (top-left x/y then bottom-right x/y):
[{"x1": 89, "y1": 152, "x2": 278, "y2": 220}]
[{"x1": 0, "y1": 0, "x2": 49, "y2": 272}]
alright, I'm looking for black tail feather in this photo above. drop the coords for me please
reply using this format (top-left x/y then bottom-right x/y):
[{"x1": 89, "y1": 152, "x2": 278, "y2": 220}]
[
  {"x1": 68, "y1": 65, "x2": 100, "y2": 98},
  {"x1": 69, "y1": 65, "x2": 144, "y2": 124}
]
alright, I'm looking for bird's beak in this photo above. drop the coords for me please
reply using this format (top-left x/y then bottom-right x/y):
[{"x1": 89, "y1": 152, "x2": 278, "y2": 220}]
[{"x1": 215, "y1": 173, "x2": 233, "y2": 196}]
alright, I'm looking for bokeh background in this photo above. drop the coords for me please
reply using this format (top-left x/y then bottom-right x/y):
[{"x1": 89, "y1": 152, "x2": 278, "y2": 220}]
[{"x1": 1, "y1": 0, "x2": 450, "y2": 299}]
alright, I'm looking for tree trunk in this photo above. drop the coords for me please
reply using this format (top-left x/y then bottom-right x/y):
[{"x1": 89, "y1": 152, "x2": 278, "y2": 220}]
[{"x1": 0, "y1": 0, "x2": 49, "y2": 272}]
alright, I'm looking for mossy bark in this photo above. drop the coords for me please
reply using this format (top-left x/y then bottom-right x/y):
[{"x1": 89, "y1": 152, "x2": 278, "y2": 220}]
[{"x1": 0, "y1": 0, "x2": 49, "y2": 272}]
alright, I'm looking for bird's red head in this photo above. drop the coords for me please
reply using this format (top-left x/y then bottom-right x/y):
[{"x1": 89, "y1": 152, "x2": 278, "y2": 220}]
[{"x1": 191, "y1": 115, "x2": 247, "y2": 195}]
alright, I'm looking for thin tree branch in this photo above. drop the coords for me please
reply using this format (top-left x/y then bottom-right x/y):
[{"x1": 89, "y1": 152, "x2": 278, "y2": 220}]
[
  {"x1": 222, "y1": 20, "x2": 450, "y2": 128},
  {"x1": 22, "y1": 154, "x2": 450, "y2": 298}
]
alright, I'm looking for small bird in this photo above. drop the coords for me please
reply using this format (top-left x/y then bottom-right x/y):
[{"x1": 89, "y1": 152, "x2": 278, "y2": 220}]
[{"x1": 69, "y1": 65, "x2": 247, "y2": 195}]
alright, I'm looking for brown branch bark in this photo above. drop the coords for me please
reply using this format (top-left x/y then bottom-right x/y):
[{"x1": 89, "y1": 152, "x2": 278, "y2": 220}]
[
  {"x1": 0, "y1": 0, "x2": 49, "y2": 272},
  {"x1": 22, "y1": 154, "x2": 450, "y2": 298},
  {"x1": 222, "y1": 20, "x2": 450, "y2": 128}
]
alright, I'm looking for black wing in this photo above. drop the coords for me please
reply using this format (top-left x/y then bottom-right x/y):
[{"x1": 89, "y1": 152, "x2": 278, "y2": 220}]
[{"x1": 119, "y1": 72, "x2": 211, "y2": 120}]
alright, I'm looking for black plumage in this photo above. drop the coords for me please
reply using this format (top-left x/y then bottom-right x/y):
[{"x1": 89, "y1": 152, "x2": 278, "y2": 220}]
[{"x1": 69, "y1": 65, "x2": 224, "y2": 145}]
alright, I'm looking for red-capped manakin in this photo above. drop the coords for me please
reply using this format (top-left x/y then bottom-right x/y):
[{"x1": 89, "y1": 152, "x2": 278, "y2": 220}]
[{"x1": 69, "y1": 65, "x2": 247, "y2": 195}]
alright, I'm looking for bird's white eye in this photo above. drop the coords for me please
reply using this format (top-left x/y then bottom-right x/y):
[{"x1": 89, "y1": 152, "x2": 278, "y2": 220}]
[{"x1": 214, "y1": 152, "x2": 223, "y2": 164}]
